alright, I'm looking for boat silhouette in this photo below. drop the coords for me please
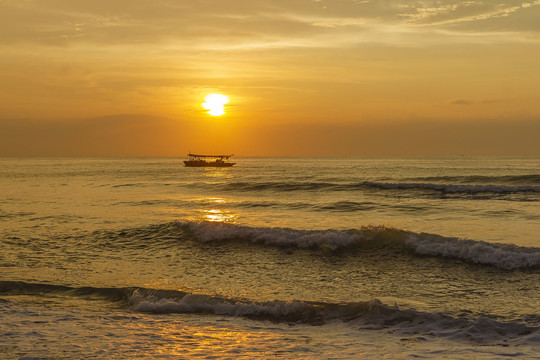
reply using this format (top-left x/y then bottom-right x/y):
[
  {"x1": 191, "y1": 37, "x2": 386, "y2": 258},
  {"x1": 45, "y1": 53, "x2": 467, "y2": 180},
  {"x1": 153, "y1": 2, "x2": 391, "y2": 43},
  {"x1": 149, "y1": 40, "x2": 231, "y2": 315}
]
[{"x1": 183, "y1": 153, "x2": 235, "y2": 167}]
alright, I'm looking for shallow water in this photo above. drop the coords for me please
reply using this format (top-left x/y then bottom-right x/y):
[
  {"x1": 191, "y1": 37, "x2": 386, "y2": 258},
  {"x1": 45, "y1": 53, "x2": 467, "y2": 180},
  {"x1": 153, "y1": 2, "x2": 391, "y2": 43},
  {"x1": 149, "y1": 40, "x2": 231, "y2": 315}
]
[{"x1": 1, "y1": 157, "x2": 539, "y2": 358}]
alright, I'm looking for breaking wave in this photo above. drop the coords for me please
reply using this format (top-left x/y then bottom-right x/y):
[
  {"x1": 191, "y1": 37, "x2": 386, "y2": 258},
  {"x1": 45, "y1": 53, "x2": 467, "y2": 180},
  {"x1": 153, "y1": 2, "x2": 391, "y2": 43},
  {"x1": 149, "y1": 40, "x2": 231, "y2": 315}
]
[
  {"x1": 129, "y1": 291, "x2": 539, "y2": 344},
  {"x1": 1, "y1": 281, "x2": 537, "y2": 345},
  {"x1": 179, "y1": 221, "x2": 540, "y2": 270},
  {"x1": 83, "y1": 221, "x2": 540, "y2": 270}
]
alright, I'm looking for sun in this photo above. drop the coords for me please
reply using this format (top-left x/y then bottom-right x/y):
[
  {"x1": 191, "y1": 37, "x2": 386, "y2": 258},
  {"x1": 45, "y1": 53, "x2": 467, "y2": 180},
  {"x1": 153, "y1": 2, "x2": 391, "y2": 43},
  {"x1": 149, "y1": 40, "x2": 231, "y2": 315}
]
[{"x1": 202, "y1": 93, "x2": 230, "y2": 116}]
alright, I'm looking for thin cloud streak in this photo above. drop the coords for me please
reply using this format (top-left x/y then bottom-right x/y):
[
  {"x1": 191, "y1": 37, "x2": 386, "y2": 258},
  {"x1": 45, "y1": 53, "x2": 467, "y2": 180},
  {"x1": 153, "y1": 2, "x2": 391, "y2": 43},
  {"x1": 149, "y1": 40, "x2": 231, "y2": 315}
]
[{"x1": 2, "y1": 0, "x2": 540, "y2": 50}]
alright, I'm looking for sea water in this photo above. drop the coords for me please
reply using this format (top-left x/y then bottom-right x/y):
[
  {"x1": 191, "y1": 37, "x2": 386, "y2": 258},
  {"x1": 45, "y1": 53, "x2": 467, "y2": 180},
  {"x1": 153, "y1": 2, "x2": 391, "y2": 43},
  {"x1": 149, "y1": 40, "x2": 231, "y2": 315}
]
[{"x1": 1, "y1": 157, "x2": 539, "y2": 359}]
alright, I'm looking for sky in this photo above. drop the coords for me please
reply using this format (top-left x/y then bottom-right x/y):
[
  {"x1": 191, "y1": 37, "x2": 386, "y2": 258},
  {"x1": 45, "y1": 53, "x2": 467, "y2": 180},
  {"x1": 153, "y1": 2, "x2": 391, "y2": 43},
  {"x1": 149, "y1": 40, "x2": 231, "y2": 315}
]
[{"x1": 1, "y1": 0, "x2": 539, "y2": 156}]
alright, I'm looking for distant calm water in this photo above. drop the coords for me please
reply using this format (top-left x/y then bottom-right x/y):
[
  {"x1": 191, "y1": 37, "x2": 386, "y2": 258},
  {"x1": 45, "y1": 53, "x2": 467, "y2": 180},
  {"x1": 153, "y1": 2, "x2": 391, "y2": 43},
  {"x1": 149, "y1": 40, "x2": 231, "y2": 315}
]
[{"x1": 1, "y1": 157, "x2": 539, "y2": 359}]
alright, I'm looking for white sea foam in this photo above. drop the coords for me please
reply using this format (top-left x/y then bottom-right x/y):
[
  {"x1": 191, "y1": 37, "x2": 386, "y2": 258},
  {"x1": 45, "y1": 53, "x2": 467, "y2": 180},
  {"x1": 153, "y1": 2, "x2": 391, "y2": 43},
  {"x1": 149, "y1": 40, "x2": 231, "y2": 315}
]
[
  {"x1": 179, "y1": 221, "x2": 540, "y2": 270},
  {"x1": 129, "y1": 291, "x2": 540, "y2": 345},
  {"x1": 184, "y1": 221, "x2": 360, "y2": 251},
  {"x1": 131, "y1": 292, "x2": 314, "y2": 320},
  {"x1": 405, "y1": 233, "x2": 540, "y2": 270}
]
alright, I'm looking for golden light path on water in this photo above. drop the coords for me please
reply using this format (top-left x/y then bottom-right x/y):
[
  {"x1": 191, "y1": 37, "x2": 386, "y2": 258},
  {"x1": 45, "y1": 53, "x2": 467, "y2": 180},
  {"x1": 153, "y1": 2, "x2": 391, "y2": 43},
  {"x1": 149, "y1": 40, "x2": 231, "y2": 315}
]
[
  {"x1": 197, "y1": 169, "x2": 238, "y2": 223},
  {"x1": 203, "y1": 207, "x2": 237, "y2": 223}
]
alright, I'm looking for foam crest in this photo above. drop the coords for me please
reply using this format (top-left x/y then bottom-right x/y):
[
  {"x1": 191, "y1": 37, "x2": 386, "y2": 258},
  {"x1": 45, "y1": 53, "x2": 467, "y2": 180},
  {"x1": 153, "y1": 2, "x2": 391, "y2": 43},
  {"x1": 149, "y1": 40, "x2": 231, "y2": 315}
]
[
  {"x1": 183, "y1": 221, "x2": 361, "y2": 251},
  {"x1": 406, "y1": 233, "x2": 540, "y2": 270},
  {"x1": 179, "y1": 221, "x2": 540, "y2": 270},
  {"x1": 129, "y1": 291, "x2": 539, "y2": 345},
  {"x1": 363, "y1": 181, "x2": 540, "y2": 194},
  {"x1": 130, "y1": 292, "x2": 321, "y2": 323},
  {"x1": 3, "y1": 281, "x2": 538, "y2": 344}
]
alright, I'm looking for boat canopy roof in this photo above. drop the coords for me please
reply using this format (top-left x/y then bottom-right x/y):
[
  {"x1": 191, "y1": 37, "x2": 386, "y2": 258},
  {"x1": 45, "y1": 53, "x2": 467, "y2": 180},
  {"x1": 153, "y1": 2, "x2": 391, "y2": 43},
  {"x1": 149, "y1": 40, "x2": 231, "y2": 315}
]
[{"x1": 188, "y1": 153, "x2": 233, "y2": 159}]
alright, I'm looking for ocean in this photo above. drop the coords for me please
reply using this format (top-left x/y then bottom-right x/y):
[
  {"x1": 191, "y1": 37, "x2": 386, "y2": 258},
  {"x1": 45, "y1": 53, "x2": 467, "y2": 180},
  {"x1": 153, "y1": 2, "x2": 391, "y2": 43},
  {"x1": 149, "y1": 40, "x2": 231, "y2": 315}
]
[{"x1": 1, "y1": 156, "x2": 539, "y2": 359}]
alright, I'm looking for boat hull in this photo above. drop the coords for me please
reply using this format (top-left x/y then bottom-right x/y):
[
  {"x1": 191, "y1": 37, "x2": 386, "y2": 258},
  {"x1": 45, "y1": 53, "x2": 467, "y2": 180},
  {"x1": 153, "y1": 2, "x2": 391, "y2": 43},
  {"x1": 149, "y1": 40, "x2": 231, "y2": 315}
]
[{"x1": 183, "y1": 160, "x2": 235, "y2": 167}]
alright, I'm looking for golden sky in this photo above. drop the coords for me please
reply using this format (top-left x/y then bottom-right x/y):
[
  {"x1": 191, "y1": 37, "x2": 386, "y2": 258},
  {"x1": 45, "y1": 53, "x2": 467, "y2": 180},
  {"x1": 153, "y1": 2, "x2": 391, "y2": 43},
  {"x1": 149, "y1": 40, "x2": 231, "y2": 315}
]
[{"x1": 1, "y1": 0, "x2": 539, "y2": 156}]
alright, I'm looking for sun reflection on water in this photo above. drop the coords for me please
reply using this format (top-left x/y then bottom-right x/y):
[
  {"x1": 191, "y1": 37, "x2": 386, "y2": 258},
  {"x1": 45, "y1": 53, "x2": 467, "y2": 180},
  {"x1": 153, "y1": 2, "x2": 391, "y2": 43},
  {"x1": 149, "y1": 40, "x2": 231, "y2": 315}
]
[
  {"x1": 203, "y1": 208, "x2": 237, "y2": 223},
  {"x1": 135, "y1": 320, "x2": 294, "y2": 358},
  {"x1": 195, "y1": 197, "x2": 237, "y2": 223},
  {"x1": 203, "y1": 168, "x2": 234, "y2": 179},
  {"x1": 205, "y1": 197, "x2": 226, "y2": 205}
]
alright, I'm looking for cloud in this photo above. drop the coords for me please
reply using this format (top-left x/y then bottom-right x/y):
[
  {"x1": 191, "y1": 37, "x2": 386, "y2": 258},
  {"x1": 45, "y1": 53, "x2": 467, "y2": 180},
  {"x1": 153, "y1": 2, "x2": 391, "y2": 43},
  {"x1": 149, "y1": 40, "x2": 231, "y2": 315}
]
[
  {"x1": 1, "y1": 0, "x2": 540, "y2": 52},
  {"x1": 451, "y1": 99, "x2": 473, "y2": 105},
  {"x1": 451, "y1": 99, "x2": 506, "y2": 105},
  {"x1": 311, "y1": 17, "x2": 368, "y2": 28}
]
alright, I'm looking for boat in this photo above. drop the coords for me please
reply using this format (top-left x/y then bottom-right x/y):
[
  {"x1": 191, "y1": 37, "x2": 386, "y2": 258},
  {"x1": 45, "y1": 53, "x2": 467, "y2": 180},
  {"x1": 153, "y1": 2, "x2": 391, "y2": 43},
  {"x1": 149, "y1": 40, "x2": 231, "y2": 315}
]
[{"x1": 183, "y1": 153, "x2": 236, "y2": 167}]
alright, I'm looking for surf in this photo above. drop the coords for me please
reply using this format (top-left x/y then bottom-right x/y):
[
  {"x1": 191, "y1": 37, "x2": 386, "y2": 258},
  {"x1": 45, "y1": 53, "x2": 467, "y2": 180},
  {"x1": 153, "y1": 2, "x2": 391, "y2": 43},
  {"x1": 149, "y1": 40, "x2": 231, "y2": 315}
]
[
  {"x1": 178, "y1": 221, "x2": 540, "y2": 270},
  {"x1": 80, "y1": 221, "x2": 540, "y2": 271},
  {"x1": 1, "y1": 280, "x2": 538, "y2": 346}
]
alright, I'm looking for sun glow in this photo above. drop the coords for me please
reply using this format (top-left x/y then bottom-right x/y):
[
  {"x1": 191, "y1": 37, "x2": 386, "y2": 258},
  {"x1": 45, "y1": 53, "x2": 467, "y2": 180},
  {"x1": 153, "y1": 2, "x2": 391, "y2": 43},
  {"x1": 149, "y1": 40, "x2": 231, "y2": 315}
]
[{"x1": 202, "y1": 93, "x2": 230, "y2": 116}]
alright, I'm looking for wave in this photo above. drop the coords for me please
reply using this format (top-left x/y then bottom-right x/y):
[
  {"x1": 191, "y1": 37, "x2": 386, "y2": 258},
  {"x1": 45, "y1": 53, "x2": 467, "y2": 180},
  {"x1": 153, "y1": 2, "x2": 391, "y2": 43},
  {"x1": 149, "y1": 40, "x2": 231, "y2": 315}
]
[
  {"x1": 115, "y1": 198, "x2": 383, "y2": 212},
  {"x1": 0, "y1": 281, "x2": 130, "y2": 302},
  {"x1": 0, "y1": 210, "x2": 35, "y2": 219},
  {"x1": 403, "y1": 174, "x2": 540, "y2": 185},
  {"x1": 82, "y1": 221, "x2": 540, "y2": 270},
  {"x1": 216, "y1": 180, "x2": 347, "y2": 192},
  {"x1": 1, "y1": 281, "x2": 537, "y2": 345},
  {"x1": 363, "y1": 181, "x2": 540, "y2": 194},
  {"x1": 179, "y1": 222, "x2": 540, "y2": 270},
  {"x1": 112, "y1": 183, "x2": 149, "y2": 188},
  {"x1": 205, "y1": 180, "x2": 540, "y2": 195},
  {"x1": 130, "y1": 293, "x2": 539, "y2": 345}
]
